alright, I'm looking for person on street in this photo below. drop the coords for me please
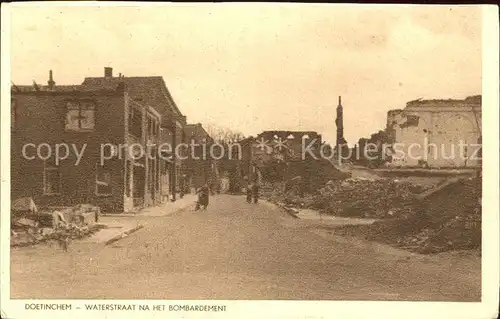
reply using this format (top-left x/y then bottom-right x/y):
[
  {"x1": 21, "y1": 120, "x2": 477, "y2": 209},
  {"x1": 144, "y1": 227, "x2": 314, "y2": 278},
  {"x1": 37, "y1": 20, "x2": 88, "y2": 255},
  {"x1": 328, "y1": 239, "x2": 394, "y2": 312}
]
[
  {"x1": 195, "y1": 182, "x2": 210, "y2": 211},
  {"x1": 243, "y1": 176, "x2": 252, "y2": 203},
  {"x1": 244, "y1": 165, "x2": 262, "y2": 204},
  {"x1": 251, "y1": 166, "x2": 262, "y2": 204}
]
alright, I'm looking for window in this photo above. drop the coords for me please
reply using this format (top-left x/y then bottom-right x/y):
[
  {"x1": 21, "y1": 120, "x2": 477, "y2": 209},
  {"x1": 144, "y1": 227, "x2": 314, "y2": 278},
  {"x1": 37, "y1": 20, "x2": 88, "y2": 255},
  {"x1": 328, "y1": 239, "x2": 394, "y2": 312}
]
[
  {"x1": 153, "y1": 118, "x2": 158, "y2": 136},
  {"x1": 11, "y1": 99, "x2": 17, "y2": 131},
  {"x1": 96, "y1": 164, "x2": 112, "y2": 196},
  {"x1": 146, "y1": 114, "x2": 159, "y2": 138},
  {"x1": 147, "y1": 146, "x2": 158, "y2": 193},
  {"x1": 43, "y1": 162, "x2": 61, "y2": 195},
  {"x1": 65, "y1": 100, "x2": 96, "y2": 131},
  {"x1": 129, "y1": 107, "x2": 142, "y2": 138}
]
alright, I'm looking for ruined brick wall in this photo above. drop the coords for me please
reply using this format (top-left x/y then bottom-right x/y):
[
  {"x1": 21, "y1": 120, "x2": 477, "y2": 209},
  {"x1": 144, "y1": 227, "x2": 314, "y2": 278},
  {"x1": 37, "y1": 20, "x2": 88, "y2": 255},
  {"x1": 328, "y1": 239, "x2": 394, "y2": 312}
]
[
  {"x1": 386, "y1": 97, "x2": 481, "y2": 168},
  {"x1": 11, "y1": 91, "x2": 126, "y2": 212},
  {"x1": 254, "y1": 131, "x2": 322, "y2": 163}
]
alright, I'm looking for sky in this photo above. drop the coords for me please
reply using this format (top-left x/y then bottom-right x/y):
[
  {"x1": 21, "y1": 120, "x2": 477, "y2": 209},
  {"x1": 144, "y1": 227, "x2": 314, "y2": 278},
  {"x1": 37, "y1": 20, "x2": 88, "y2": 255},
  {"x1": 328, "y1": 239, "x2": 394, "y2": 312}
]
[{"x1": 9, "y1": 4, "x2": 482, "y2": 145}]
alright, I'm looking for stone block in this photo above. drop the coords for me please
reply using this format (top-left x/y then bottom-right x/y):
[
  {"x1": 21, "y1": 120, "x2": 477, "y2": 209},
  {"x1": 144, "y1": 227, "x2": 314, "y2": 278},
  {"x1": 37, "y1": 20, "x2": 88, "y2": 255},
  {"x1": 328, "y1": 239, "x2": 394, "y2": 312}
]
[{"x1": 12, "y1": 197, "x2": 38, "y2": 213}]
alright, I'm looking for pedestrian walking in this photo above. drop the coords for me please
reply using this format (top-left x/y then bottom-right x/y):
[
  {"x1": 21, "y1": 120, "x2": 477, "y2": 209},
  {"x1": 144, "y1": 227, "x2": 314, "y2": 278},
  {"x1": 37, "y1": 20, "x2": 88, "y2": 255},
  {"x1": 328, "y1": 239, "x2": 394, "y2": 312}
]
[
  {"x1": 251, "y1": 166, "x2": 262, "y2": 204},
  {"x1": 195, "y1": 182, "x2": 210, "y2": 211},
  {"x1": 245, "y1": 164, "x2": 262, "y2": 204},
  {"x1": 243, "y1": 176, "x2": 252, "y2": 203}
]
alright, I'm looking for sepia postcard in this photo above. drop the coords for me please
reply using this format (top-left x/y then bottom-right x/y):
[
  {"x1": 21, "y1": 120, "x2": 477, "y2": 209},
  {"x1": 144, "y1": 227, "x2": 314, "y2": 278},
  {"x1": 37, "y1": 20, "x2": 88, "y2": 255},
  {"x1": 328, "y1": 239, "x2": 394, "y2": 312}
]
[{"x1": 1, "y1": 2, "x2": 499, "y2": 319}]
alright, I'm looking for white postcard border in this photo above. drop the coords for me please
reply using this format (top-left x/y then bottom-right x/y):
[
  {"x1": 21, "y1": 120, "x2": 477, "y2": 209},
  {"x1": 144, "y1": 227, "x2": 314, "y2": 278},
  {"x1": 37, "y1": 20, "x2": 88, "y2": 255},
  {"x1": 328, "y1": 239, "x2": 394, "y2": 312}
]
[{"x1": 1, "y1": 3, "x2": 498, "y2": 319}]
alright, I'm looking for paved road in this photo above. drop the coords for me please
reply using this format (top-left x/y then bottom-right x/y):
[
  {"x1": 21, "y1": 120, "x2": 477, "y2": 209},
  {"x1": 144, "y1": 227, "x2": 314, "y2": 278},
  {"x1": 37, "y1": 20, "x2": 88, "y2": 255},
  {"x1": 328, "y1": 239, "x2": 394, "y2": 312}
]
[{"x1": 11, "y1": 195, "x2": 480, "y2": 301}]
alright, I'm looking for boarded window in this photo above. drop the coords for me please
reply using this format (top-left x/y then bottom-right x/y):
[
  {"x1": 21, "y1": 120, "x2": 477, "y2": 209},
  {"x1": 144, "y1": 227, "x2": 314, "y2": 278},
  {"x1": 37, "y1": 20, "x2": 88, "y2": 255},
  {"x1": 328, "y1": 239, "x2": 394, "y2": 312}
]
[
  {"x1": 96, "y1": 164, "x2": 112, "y2": 195},
  {"x1": 44, "y1": 162, "x2": 61, "y2": 195},
  {"x1": 80, "y1": 101, "x2": 96, "y2": 129},
  {"x1": 65, "y1": 100, "x2": 96, "y2": 131}
]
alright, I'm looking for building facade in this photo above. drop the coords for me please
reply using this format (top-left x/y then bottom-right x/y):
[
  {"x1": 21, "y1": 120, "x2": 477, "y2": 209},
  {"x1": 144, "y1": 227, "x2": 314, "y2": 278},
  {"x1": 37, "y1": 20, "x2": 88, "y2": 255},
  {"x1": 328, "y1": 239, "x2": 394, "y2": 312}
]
[
  {"x1": 386, "y1": 95, "x2": 482, "y2": 168},
  {"x1": 11, "y1": 68, "x2": 188, "y2": 213},
  {"x1": 183, "y1": 123, "x2": 218, "y2": 192}
]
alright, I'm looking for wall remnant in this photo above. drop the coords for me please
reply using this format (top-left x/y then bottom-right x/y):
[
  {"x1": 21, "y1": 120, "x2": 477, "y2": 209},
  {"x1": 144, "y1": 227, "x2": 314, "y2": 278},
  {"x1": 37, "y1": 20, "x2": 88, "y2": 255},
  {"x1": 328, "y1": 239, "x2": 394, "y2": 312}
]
[{"x1": 385, "y1": 95, "x2": 481, "y2": 169}]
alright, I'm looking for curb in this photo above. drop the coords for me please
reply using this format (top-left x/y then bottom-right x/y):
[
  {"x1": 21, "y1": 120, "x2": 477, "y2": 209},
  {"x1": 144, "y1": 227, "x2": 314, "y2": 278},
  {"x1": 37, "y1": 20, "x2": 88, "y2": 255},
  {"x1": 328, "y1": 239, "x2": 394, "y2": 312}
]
[
  {"x1": 274, "y1": 202, "x2": 300, "y2": 219},
  {"x1": 101, "y1": 205, "x2": 194, "y2": 218},
  {"x1": 104, "y1": 224, "x2": 144, "y2": 246},
  {"x1": 101, "y1": 200, "x2": 194, "y2": 245},
  {"x1": 101, "y1": 214, "x2": 139, "y2": 218}
]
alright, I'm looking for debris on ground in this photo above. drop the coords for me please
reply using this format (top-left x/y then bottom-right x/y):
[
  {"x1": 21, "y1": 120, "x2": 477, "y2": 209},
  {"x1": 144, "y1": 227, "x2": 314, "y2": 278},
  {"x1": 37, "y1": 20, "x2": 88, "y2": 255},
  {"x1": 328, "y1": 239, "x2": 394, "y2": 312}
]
[
  {"x1": 260, "y1": 181, "x2": 287, "y2": 204},
  {"x1": 307, "y1": 177, "x2": 437, "y2": 218},
  {"x1": 333, "y1": 177, "x2": 481, "y2": 254},
  {"x1": 262, "y1": 176, "x2": 437, "y2": 218},
  {"x1": 12, "y1": 197, "x2": 38, "y2": 214},
  {"x1": 261, "y1": 172, "x2": 481, "y2": 255},
  {"x1": 11, "y1": 201, "x2": 105, "y2": 248}
]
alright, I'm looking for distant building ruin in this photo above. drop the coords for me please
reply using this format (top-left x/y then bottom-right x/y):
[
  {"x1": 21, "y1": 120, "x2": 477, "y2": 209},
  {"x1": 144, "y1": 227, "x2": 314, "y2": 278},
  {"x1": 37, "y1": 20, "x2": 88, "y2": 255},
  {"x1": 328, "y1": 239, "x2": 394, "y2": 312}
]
[{"x1": 385, "y1": 95, "x2": 481, "y2": 168}]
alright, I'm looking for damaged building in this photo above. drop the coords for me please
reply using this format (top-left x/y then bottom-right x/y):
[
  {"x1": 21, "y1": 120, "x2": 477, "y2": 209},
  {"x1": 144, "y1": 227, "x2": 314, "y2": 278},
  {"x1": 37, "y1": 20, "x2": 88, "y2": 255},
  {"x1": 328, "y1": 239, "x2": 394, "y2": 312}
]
[
  {"x1": 11, "y1": 68, "x2": 188, "y2": 213},
  {"x1": 239, "y1": 131, "x2": 344, "y2": 193},
  {"x1": 241, "y1": 131, "x2": 323, "y2": 172},
  {"x1": 386, "y1": 95, "x2": 482, "y2": 168}
]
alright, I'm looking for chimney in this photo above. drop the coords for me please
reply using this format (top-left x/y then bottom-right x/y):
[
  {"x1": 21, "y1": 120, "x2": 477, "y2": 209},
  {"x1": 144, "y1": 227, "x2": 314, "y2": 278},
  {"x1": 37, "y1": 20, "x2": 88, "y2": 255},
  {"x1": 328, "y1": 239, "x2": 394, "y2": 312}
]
[
  {"x1": 338, "y1": 96, "x2": 342, "y2": 106},
  {"x1": 47, "y1": 70, "x2": 55, "y2": 89},
  {"x1": 104, "y1": 67, "x2": 113, "y2": 78}
]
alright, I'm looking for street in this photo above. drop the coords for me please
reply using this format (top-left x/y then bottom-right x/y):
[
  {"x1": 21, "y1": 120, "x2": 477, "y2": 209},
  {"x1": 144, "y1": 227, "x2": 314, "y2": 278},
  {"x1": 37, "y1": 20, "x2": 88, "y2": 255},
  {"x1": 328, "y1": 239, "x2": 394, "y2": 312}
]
[{"x1": 11, "y1": 195, "x2": 480, "y2": 301}]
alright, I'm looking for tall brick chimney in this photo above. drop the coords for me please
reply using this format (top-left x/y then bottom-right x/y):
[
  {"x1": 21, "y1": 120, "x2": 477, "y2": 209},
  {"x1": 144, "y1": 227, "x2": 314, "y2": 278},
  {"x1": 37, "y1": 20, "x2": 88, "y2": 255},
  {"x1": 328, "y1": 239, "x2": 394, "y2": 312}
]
[
  {"x1": 47, "y1": 70, "x2": 55, "y2": 89},
  {"x1": 104, "y1": 67, "x2": 113, "y2": 78}
]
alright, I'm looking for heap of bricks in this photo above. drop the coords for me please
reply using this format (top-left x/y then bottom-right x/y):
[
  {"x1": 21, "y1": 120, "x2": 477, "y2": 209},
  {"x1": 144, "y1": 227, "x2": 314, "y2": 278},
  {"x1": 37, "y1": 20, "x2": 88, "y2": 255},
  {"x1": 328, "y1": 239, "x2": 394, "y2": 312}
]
[
  {"x1": 335, "y1": 177, "x2": 481, "y2": 254},
  {"x1": 307, "y1": 178, "x2": 432, "y2": 218}
]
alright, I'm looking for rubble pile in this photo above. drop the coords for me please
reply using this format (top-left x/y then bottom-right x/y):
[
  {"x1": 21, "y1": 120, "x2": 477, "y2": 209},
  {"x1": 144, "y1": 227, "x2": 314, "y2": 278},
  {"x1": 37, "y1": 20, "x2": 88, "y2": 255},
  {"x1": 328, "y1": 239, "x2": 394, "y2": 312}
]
[
  {"x1": 261, "y1": 176, "x2": 433, "y2": 218},
  {"x1": 306, "y1": 177, "x2": 434, "y2": 218},
  {"x1": 11, "y1": 223, "x2": 107, "y2": 247},
  {"x1": 262, "y1": 172, "x2": 481, "y2": 254},
  {"x1": 260, "y1": 182, "x2": 287, "y2": 204},
  {"x1": 336, "y1": 177, "x2": 482, "y2": 254},
  {"x1": 11, "y1": 199, "x2": 105, "y2": 247},
  {"x1": 260, "y1": 160, "x2": 349, "y2": 205},
  {"x1": 260, "y1": 179, "x2": 317, "y2": 208}
]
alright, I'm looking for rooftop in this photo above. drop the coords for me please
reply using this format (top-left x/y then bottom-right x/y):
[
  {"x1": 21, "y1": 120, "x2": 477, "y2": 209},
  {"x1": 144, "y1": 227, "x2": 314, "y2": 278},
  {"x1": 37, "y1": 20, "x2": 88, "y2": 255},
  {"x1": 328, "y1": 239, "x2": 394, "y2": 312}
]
[
  {"x1": 184, "y1": 123, "x2": 211, "y2": 138},
  {"x1": 11, "y1": 84, "x2": 120, "y2": 94},
  {"x1": 259, "y1": 130, "x2": 321, "y2": 137},
  {"x1": 82, "y1": 75, "x2": 183, "y2": 117},
  {"x1": 12, "y1": 67, "x2": 187, "y2": 126},
  {"x1": 406, "y1": 95, "x2": 481, "y2": 107}
]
